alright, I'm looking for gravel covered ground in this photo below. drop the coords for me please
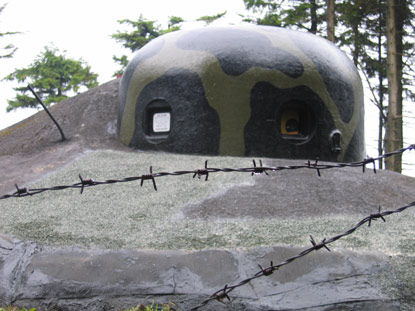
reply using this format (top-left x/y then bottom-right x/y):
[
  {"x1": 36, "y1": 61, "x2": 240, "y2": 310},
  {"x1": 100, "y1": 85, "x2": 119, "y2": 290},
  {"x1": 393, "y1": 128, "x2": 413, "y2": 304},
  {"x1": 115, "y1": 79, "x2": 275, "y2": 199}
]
[
  {"x1": 1, "y1": 150, "x2": 254, "y2": 250},
  {"x1": 1, "y1": 149, "x2": 413, "y2": 255}
]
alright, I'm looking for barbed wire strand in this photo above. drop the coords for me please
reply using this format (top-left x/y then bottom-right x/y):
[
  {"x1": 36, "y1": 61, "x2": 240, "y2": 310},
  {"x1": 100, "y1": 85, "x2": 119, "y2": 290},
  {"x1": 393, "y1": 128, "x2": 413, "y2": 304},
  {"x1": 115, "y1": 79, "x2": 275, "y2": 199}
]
[
  {"x1": 188, "y1": 199, "x2": 415, "y2": 310},
  {"x1": 1, "y1": 144, "x2": 414, "y2": 200},
  {"x1": 1, "y1": 144, "x2": 414, "y2": 309}
]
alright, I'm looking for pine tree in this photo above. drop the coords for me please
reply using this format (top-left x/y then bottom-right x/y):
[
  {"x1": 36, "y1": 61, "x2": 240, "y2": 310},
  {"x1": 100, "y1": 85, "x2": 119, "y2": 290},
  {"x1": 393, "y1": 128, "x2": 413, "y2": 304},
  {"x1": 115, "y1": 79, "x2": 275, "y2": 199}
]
[
  {"x1": 4, "y1": 46, "x2": 98, "y2": 111},
  {"x1": 111, "y1": 15, "x2": 184, "y2": 77},
  {"x1": 0, "y1": 3, "x2": 19, "y2": 59},
  {"x1": 244, "y1": 0, "x2": 415, "y2": 173}
]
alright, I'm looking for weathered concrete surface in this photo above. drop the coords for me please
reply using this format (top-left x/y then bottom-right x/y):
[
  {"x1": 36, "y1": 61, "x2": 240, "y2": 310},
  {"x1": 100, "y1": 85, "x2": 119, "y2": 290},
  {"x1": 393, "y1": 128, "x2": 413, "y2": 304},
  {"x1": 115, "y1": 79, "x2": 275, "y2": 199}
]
[
  {"x1": 0, "y1": 236, "x2": 399, "y2": 311},
  {"x1": 0, "y1": 81, "x2": 414, "y2": 310},
  {"x1": 0, "y1": 79, "x2": 126, "y2": 196},
  {"x1": 183, "y1": 158, "x2": 415, "y2": 220}
]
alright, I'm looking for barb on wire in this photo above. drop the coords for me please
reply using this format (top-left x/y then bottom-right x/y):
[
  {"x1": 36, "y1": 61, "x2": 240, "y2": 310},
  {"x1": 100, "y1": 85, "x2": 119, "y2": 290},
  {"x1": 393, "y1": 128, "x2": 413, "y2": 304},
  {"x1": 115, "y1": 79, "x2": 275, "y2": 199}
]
[
  {"x1": 309, "y1": 235, "x2": 330, "y2": 252},
  {"x1": 307, "y1": 158, "x2": 321, "y2": 176},
  {"x1": 212, "y1": 284, "x2": 231, "y2": 303},
  {"x1": 1, "y1": 144, "x2": 414, "y2": 200},
  {"x1": 363, "y1": 156, "x2": 377, "y2": 173},
  {"x1": 189, "y1": 200, "x2": 415, "y2": 310},
  {"x1": 140, "y1": 166, "x2": 157, "y2": 191},
  {"x1": 79, "y1": 174, "x2": 95, "y2": 194},
  {"x1": 257, "y1": 261, "x2": 275, "y2": 276},
  {"x1": 15, "y1": 184, "x2": 29, "y2": 197},
  {"x1": 193, "y1": 160, "x2": 209, "y2": 181},
  {"x1": 368, "y1": 206, "x2": 386, "y2": 226},
  {"x1": 252, "y1": 159, "x2": 269, "y2": 176}
]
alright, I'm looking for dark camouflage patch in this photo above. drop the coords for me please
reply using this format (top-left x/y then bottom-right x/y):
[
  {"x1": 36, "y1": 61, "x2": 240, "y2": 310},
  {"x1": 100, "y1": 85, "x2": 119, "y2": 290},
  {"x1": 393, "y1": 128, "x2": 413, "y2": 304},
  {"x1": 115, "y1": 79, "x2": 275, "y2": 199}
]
[{"x1": 178, "y1": 28, "x2": 304, "y2": 78}]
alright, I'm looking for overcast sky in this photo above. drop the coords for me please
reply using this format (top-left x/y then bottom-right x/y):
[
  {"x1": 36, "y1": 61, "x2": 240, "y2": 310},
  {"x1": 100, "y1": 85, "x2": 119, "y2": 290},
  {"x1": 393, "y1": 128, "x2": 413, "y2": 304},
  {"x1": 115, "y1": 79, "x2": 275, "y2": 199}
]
[
  {"x1": 0, "y1": 0, "x2": 246, "y2": 128},
  {"x1": 0, "y1": 0, "x2": 413, "y2": 175}
]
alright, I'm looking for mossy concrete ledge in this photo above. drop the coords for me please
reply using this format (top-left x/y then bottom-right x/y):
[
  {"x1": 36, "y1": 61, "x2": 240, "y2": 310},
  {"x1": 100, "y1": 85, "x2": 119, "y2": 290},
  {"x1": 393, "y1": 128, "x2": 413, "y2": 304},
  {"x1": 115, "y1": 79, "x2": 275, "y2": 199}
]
[{"x1": 0, "y1": 237, "x2": 400, "y2": 311}]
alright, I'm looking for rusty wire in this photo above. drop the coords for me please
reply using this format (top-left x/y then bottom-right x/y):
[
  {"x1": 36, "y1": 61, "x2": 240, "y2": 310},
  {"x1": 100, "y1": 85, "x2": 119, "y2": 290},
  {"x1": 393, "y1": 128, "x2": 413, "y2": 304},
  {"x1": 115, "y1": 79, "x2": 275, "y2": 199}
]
[
  {"x1": 0, "y1": 144, "x2": 414, "y2": 200},
  {"x1": 189, "y1": 199, "x2": 415, "y2": 310}
]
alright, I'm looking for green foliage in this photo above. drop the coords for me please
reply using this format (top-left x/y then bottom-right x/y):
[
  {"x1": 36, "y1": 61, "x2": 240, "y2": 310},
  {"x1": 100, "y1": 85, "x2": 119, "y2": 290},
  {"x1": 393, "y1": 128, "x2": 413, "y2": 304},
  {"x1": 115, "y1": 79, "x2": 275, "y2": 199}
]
[
  {"x1": 243, "y1": 0, "x2": 414, "y2": 103},
  {"x1": 3, "y1": 46, "x2": 98, "y2": 111},
  {"x1": 336, "y1": 0, "x2": 414, "y2": 163},
  {"x1": 244, "y1": 0, "x2": 282, "y2": 12},
  {"x1": 242, "y1": 0, "x2": 283, "y2": 25},
  {"x1": 244, "y1": 0, "x2": 415, "y2": 170},
  {"x1": 243, "y1": 0, "x2": 326, "y2": 33},
  {"x1": 111, "y1": 15, "x2": 184, "y2": 76},
  {"x1": 166, "y1": 16, "x2": 184, "y2": 31},
  {"x1": 111, "y1": 11, "x2": 227, "y2": 76},
  {"x1": 112, "y1": 55, "x2": 129, "y2": 77},
  {"x1": 0, "y1": 3, "x2": 19, "y2": 59},
  {"x1": 336, "y1": 0, "x2": 383, "y2": 64},
  {"x1": 196, "y1": 11, "x2": 227, "y2": 25},
  {"x1": 111, "y1": 15, "x2": 162, "y2": 53},
  {"x1": 255, "y1": 13, "x2": 283, "y2": 26},
  {"x1": 274, "y1": 0, "x2": 323, "y2": 33}
]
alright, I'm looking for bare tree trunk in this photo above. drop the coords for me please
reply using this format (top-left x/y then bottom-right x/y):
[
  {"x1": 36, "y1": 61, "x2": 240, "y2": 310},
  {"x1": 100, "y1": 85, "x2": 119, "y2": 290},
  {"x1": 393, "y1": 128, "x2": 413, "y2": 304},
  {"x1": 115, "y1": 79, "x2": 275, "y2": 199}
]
[
  {"x1": 377, "y1": 2, "x2": 385, "y2": 169},
  {"x1": 310, "y1": 0, "x2": 318, "y2": 34},
  {"x1": 385, "y1": 0, "x2": 404, "y2": 172},
  {"x1": 326, "y1": 0, "x2": 335, "y2": 42},
  {"x1": 351, "y1": 22, "x2": 360, "y2": 66}
]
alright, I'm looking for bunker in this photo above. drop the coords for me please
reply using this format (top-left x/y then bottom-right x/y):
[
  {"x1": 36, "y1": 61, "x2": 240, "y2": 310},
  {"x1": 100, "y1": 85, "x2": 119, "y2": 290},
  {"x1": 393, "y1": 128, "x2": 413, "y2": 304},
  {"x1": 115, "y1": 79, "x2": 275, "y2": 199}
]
[
  {"x1": 118, "y1": 25, "x2": 365, "y2": 162},
  {"x1": 1, "y1": 78, "x2": 414, "y2": 311}
]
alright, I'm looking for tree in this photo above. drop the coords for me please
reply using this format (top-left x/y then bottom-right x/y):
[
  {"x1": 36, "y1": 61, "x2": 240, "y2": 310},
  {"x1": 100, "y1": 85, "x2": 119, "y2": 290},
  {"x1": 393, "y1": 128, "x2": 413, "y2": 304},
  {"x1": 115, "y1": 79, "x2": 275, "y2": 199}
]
[
  {"x1": 197, "y1": 11, "x2": 227, "y2": 25},
  {"x1": 111, "y1": 12, "x2": 227, "y2": 76},
  {"x1": 326, "y1": 0, "x2": 335, "y2": 42},
  {"x1": 243, "y1": 0, "x2": 327, "y2": 35},
  {"x1": 4, "y1": 46, "x2": 98, "y2": 111},
  {"x1": 384, "y1": 0, "x2": 406, "y2": 172},
  {"x1": 111, "y1": 15, "x2": 184, "y2": 76},
  {"x1": 242, "y1": 0, "x2": 284, "y2": 26},
  {"x1": 337, "y1": 0, "x2": 388, "y2": 166},
  {"x1": 0, "y1": 3, "x2": 19, "y2": 59},
  {"x1": 244, "y1": 0, "x2": 415, "y2": 173},
  {"x1": 338, "y1": 0, "x2": 414, "y2": 172},
  {"x1": 364, "y1": 0, "x2": 388, "y2": 168}
]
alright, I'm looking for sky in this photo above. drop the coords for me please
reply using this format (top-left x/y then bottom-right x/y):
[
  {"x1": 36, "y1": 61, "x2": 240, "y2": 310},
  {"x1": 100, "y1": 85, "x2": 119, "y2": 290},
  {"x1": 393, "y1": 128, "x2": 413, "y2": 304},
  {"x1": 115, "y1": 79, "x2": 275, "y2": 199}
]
[
  {"x1": 0, "y1": 0, "x2": 247, "y2": 127},
  {"x1": 0, "y1": 0, "x2": 414, "y2": 176}
]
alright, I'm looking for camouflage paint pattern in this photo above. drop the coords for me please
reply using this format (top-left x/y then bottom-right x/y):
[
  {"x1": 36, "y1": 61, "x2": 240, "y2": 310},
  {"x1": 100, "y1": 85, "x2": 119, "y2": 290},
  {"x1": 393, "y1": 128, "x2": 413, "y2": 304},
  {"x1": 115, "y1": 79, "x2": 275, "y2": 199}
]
[{"x1": 118, "y1": 25, "x2": 364, "y2": 162}]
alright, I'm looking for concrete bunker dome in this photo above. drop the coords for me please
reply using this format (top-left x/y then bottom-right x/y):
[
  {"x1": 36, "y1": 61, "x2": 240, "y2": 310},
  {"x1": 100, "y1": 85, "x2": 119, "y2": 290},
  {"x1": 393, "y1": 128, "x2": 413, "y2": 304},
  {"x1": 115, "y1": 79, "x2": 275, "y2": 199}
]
[{"x1": 118, "y1": 25, "x2": 365, "y2": 162}]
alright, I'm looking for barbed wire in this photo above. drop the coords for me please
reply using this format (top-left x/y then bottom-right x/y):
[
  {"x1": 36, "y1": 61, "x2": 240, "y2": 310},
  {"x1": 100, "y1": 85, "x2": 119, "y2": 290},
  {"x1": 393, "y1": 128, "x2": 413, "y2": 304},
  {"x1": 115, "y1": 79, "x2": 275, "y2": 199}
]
[
  {"x1": 189, "y1": 199, "x2": 415, "y2": 310},
  {"x1": 0, "y1": 144, "x2": 414, "y2": 309},
  {"x1": 1, "y1": 144, "x2": 414, "y2": 200}
]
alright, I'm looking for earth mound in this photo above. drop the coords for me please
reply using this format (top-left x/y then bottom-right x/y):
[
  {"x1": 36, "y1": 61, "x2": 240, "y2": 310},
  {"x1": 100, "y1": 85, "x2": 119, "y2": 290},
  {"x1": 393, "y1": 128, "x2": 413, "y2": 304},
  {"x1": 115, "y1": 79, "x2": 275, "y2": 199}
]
[{"x1": 0, "y1": 79, "x2": 129, "y2": 194}]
